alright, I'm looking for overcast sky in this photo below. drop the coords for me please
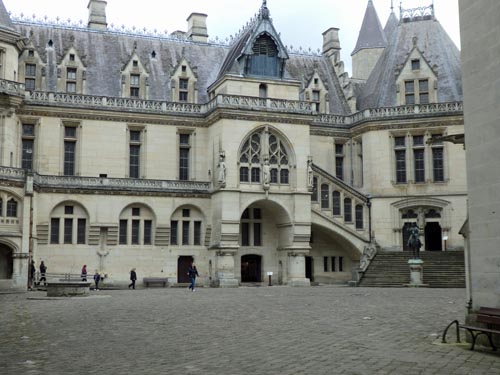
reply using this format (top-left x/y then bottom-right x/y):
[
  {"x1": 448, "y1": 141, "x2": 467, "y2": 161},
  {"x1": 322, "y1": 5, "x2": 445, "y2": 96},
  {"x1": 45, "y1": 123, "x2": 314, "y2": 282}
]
[{"x1": 4, "y1": 0, "x2": 460, "y2": 75}]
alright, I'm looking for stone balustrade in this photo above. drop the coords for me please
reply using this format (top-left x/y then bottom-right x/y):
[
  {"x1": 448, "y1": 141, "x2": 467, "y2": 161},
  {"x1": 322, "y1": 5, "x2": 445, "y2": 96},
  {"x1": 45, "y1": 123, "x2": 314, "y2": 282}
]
[{"x1": 0, "y1": 78, "x2": 25, "y2": 97}]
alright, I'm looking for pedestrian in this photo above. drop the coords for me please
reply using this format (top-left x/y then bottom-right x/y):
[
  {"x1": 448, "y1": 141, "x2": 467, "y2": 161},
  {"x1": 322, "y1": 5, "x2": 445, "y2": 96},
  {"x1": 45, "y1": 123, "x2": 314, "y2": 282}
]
[
  {"x1": 93, "y1": 271, "x2": 101, "y2": 291},
  {"x1": 29, "y1": 260, "x2": 36, "y2": 289},
  {"x1": 39, "y1": 261, "x2": 47, "y2": 286},
  {"x1": 187, "y1": 263, "x2": 199, "y2": 292},
  {"x1": 128, "y1": 268, "x2": 137, "y2": 289},
  {"x1": 81, "y1": 264, "x2": 88, "y2": 282}
]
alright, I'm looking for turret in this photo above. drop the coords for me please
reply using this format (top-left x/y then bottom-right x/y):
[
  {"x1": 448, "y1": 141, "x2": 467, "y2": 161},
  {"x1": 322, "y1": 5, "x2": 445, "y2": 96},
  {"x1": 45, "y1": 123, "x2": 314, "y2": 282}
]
[{"x1": 351, "y1": 0, "x2": 387, "y2": 81}]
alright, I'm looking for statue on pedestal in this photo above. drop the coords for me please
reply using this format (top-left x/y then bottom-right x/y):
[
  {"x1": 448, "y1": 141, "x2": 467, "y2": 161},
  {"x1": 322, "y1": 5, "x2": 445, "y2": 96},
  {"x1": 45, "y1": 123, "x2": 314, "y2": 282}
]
[
  {"x1": 407, "y1": 224, "x2": 422, "y2": 259},
  {"x1": 263, "y1": 156, "x2": 270, "y2": 189},
  {"x1": 307, "y1": 157, "x2": 313, "y2": 190},
  {"x1": 217, "y1": 151, "x2": 226, "y2": 187}
]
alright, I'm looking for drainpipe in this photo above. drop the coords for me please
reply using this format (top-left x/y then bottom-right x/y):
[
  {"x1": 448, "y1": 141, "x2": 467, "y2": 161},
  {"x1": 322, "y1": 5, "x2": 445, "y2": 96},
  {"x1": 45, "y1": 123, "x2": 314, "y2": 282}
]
[{"x1": 367, "y1": 195, "x2": 372, "y2": 243}]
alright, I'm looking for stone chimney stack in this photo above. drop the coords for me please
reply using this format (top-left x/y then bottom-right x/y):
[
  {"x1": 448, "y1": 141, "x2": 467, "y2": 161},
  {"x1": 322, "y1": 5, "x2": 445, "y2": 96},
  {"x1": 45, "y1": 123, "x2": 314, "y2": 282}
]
[
  {"x1": 88, "y1": 0, "x2": 107, "y2": 31},
  {"x1": 187, "y1": 13, "x2": 208, "y2": 43},
  {"x1": 322, "y1": 28, "x2": 341, "y2": 63}
]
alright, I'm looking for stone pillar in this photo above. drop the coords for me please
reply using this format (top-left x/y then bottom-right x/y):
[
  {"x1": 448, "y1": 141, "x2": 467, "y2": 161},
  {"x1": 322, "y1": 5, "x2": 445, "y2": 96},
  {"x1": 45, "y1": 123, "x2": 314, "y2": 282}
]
[
  {"x1": 87, "y1": 0, "x2": 107, "y2": 31},
  {"x1": 215, "y1": 249, "x2": 239, "y2": 287},
  {"x1": 11, "y1": 252, "x2": 29, "y2": 290},
  {"x1": 287, "y1": 251, "x2": 310, "y2": 287}
]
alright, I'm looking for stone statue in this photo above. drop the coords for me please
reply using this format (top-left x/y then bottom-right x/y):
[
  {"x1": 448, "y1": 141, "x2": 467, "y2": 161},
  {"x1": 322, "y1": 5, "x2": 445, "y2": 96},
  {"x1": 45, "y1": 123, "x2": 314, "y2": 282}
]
[
  {"x1": 263, "y1": 156, "x2": 270, "y2": 187},
  {"x1": 407, "y1": 224, "x2": 422, "y2": 259},
  {"x1": 217, "y1": 152, "x2": 226, "y2": 186},
  {"x1": 307, "y1": 157, "x2": 314, "y2": 189}
]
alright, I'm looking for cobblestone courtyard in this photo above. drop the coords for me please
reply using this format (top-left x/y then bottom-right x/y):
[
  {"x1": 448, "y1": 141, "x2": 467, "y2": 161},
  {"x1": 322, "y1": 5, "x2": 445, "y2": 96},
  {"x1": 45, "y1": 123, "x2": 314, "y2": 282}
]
[{"x1": 1, "y1": 287, "x2": 500, "y2": 375}]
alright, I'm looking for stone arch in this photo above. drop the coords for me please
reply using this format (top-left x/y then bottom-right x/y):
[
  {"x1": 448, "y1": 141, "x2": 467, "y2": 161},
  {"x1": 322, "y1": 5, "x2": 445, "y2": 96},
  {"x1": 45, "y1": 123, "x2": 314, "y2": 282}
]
[
  {"x1": 0, "y1": 242, "x2": 14, "y2": 279},
  {"x1": 169, "y1": 204, "x2": 206, "y2": 247}
]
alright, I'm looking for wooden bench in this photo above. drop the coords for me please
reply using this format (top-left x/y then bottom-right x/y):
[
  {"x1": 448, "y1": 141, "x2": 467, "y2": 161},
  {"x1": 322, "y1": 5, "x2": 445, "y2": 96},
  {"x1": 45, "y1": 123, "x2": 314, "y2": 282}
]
[
  {"x1": 442, "y1": 306, "x2": 500, "y2": 351},
  {"x1": 143, "y1": 277, "x2": 169, "y2": 288}
]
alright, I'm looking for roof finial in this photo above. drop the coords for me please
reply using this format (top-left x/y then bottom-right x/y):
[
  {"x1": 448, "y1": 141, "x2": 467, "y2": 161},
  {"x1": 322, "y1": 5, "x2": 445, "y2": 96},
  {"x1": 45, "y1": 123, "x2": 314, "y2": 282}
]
[{"x1": 391, "y1": 0, "x2": 394, "y2": 12}]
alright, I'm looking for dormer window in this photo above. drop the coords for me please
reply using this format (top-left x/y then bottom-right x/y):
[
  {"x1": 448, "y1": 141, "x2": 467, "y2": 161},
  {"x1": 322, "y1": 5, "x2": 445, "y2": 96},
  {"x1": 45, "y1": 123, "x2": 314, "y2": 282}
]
[
  {"x1": 133, "y1": 60, "x2": 138, "y2": 68},
  {"x1": 130, "y1": 74, "x2": 140, "y2": 97},
  {"x1": 28, "y1": 50, "x2": 34, "y2": 58},
  {"x1": 66, "y1": 68, "x2": 77, "y2": 93},
  {"x1": 48, "y1": 40, "x2": 53, "y2": 48},
  {"x1": 248, "y1": 34, "x2": 280, "y2": 77},
  {"x1": 411, "y1": 59, "x2": 420, "y2": 70},
  {"x1": 314, "y1": 78, "x2": 319, "y2": 85},
  {"x1": 69, "y1": 54, "x2": 75, "y2": 62},
  {"x1": 25, "y1": 63, "x2": 36, "y2": 91},
  {"x1": 419, "y1": 79, "x2": 429, "y2": 104},
  {"x1": 404, "y1": 81, "x2": 415, "y2": 104},
  {"x1": 182, "y1": 65, "x2": 187, "y2": 73},
  {"x1": 179, "y1": 78, "x2": 188, "y2": 101}
]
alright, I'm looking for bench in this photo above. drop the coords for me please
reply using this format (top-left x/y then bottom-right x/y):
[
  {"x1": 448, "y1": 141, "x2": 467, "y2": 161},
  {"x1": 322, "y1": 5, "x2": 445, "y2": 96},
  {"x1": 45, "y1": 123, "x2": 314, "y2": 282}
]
[
  {"x1": 442, "y1": 307, "x2": 500, "y2": 351},
  {"x1": 143, "y1": 277, "x2": 169, "y2": 288}
]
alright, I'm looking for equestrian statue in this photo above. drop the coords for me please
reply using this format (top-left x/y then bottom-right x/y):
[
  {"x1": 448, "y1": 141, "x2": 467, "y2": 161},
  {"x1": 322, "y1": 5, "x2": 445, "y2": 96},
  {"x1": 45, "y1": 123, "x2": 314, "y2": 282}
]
[{"x1": 407, "y1": 224, "x2": 422, "y2": 259}]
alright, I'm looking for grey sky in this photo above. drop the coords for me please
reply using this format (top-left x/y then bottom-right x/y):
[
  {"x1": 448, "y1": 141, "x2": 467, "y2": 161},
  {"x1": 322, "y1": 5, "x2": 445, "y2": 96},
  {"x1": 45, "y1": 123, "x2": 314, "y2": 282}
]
[{"x1": 4, "y1": 0, "x2": 460, "y2": 75}]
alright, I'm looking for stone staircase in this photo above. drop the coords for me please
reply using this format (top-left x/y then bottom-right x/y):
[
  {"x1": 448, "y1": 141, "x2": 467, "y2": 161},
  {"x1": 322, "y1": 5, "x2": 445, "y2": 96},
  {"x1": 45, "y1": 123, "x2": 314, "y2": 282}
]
[{"x1": 358, "y1": 251, "x2": 466, "y2": 288}]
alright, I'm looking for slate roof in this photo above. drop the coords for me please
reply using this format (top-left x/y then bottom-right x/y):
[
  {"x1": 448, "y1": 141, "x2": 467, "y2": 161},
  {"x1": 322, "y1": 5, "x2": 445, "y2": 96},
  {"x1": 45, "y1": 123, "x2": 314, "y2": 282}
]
[
  {"x1": 357, "y1": 18, "x2": 462, "y2": 110},
  {"x1": 0, "y1": 0, "x2": 15, "y2": 32},
  {"x1": 351, "y1": 0, "x2": 387, "y2": 55},
  {"x1": 384, "y1": 11, "x2": 399, "y2": 40}
]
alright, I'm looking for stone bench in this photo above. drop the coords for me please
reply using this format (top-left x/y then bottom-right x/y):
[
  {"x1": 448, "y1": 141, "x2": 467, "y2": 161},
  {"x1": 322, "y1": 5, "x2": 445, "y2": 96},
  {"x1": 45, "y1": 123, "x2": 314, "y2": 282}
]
[
  {"x1": 143, "y1": 277, "x2": 169, "y2": 288},
  {"x1": 46, "y1": 282, "x2": 92, "y2": 297}
]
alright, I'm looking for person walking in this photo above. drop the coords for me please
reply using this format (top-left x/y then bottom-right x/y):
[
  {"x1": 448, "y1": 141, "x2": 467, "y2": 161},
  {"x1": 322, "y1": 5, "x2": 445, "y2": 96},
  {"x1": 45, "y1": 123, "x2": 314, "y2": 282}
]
[
  {"x1": 81, "y1": 264, "x2": 88, "y2": 282},
  {"x1": 128, "y1": 268, "x2": 137, "y2": 289},
  {"x1": 39, "y1": 261, "x2": 47, "y2": 286},
  {"x1": 187, "y1": 263, "x2": 199, "y2": 292},
  {"x1": 93, "y1": 271, "x2": 101, "y2": 291}
]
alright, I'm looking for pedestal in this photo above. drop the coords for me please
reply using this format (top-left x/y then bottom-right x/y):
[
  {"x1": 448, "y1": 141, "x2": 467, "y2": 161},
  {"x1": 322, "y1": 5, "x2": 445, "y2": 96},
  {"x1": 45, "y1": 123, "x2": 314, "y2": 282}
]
[
  {"x1": 287, "y1": 251, "x2": 310, "y2": 287},
  {"x1": 406, "y1": 259, "x2": 428, "y2": 287},
  {"x1": 215, "y1": 250, "x2": 239, "y2": 287}
]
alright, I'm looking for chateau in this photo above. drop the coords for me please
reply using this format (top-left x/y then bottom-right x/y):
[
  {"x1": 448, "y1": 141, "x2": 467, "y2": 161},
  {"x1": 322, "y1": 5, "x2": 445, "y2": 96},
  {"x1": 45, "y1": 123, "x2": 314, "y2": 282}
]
[{"x1": 0, "y1": 0, "x2": 465, "y2": 289}]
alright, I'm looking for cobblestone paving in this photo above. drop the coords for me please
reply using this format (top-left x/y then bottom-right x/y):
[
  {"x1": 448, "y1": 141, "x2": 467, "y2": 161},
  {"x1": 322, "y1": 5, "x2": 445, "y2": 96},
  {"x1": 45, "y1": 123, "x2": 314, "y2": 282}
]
[{"x1": 1, "y1": 287, "x2": 500, "y2": 375}]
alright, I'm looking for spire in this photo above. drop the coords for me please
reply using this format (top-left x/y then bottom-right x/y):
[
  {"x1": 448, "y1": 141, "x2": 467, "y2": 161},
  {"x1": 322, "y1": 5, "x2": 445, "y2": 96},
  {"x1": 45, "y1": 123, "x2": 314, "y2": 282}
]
[
  {"x1": 351, "y1": 0, "x2": 387, "y2": 55},
  {"x1": 384, "y1": 6, "x2": 399, "y2": 39},
  {"x1": 0, "y1": 0, "x2": 15, "y2": 32}
]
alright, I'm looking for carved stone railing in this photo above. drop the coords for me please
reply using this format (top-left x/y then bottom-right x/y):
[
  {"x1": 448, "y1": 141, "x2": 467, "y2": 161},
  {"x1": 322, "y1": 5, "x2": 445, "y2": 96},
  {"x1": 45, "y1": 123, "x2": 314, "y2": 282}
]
[
  {"x1": 0, "y1": 166, "x2": 26, "y2": 181},
  {"x1": 0, "y1": 78, "x2": 25, "y2": 97},
  {"x1": 21, "y1": 89, "x2": 463, "y2": 125},
  {"x1": 312, "y1": 164, "x2": 369, "y2": 203},
  {"x1": 34, "y1": 174, "x2": 210, "y2": 193}
]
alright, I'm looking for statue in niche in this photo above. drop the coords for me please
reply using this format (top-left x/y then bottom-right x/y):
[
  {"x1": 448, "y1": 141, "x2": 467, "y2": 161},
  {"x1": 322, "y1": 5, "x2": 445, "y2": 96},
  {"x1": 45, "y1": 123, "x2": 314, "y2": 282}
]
[
  {"x1": 417, "y1": 207, "x2": 425, "y2": 229},
  {"x1": 307, "y1": 157, "x2": 314, "y2": 189},
  {"x1": 217, "y1": 151, "x2": 226, "y2": 186}
]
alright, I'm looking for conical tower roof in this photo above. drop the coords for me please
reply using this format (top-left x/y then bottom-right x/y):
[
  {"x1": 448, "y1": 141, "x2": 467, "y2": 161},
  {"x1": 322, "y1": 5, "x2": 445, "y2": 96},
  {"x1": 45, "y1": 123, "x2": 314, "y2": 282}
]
[
  {"x1": 0, "y1": 0, "x2": 15, "y2": 32},
  {"x1": 384, "y1": 10, "x2": 399, "y2": 40},
  {"x1": 351, "y1": 0, "x2": 387, "y2": 55}
]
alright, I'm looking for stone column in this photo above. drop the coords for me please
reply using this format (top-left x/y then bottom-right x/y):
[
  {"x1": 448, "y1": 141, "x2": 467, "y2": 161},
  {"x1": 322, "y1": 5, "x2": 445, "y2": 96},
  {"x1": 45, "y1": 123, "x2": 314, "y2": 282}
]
[
  {"x1": 215, "y1": 249, "x2": 239, "y2": 287},
  {"x1": 11, "y1": 252, "x2": 29, "y2": 290},
  {"x1": 287, "y1": 251, "x2": 310, "y2": 287}
]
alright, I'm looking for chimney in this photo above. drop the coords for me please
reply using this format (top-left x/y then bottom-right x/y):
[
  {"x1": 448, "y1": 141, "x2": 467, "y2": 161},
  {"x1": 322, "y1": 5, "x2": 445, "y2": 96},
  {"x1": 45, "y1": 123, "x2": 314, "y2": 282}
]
[
  {"x1": 322, "y1": 28, "x2": 341, "y2": 56},
  {"x1": 88, "y1": 0, "x2": 107, "y2": 31},
  {"x1": 187, "y1": 13, "x2": 208, "y2": 43}
]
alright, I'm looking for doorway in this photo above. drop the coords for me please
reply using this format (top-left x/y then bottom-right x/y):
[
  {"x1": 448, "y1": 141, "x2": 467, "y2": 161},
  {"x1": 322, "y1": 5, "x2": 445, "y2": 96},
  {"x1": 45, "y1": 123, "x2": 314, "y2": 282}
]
[
  {"x1": 425, "y1": 222, "x2": 443, "y2": 251},
  {"x1": 177, "y1": 256, "x2": 194, "y2": 283},
  {"x1": 241, "y1": 254, "x2": 262, "y2": 282},
  {"x1": 0, "y1": 244, "x2": 13, "y2": 279},
  {"x1": 305, "y1": 256, "x2": 314, "y2": 282}
]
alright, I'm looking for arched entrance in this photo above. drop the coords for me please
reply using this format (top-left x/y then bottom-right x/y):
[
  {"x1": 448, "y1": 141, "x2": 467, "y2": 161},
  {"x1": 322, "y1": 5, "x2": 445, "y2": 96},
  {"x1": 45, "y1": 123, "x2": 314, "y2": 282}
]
[
  {"x1": 0, "y1": 244, "x2": 13, "y2": 279},
  {"x1": 241, "y1": 254, "x2": 262, "y2": 282},
  {"x1": 177, "y1": 256, "x2": 194, "y2": 283},
  {"x1": 305, "y1": 256, "x2": 314, "y2": 282},
  {"x1": 425, "y1": 222, "x2": 443, "y2": 251}
]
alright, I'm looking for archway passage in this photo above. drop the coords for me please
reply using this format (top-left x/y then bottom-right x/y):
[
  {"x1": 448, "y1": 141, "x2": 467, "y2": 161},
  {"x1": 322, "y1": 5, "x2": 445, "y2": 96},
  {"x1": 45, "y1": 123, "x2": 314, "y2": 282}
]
[
  {"x1": 241, "y1": 254, "x2": 262, "y2": 282},
  {"x1": 177, "y1": 256, "x2": 194, "y2": 283},
  {"x1": 305, "y1": 256, "x2": 314, "y2": 282},
  {"x1": 0, "y1": 244, "x2": 13, "y2": 279},
  {"x1": 425, "y1": 222, "x2": 443, "y2": 251}
]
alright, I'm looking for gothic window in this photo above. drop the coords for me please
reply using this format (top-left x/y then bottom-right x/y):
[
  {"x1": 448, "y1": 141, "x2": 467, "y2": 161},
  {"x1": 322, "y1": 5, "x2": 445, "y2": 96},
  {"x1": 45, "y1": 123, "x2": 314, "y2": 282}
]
[
  {"x1": 129, "y1": 129, "x2": 143, "y2": 178},
  {"x1": 6, "y1": 199, "x2": 17, "y2": 217},
  {"x1": 239, "y1": 129, "x2": 290, "y2": 186},
  {"x1": 119, "y1": 205, "x2": 155, "y2": 246},
  {"x1": 64, "y1": 125, "x2": 78, "y2": 176},
  {"x1": 332, "y1": 191, "x2": 341, "y2": 216},
  {"x1": 50, "y1": 202, "x2": 88, "y2": 245},
  {"x1": 179, "y1": 133, "x2": 191, "y2": 181},
  {"x1": 22, "y1": 124, "x2": 35, "y2": 170},
  {"x1": 240, "y1": 208, "x2": 262, "y2": 247},
  {"x1": 321, "y1": 184, "x2": 329, "y2": 209},
  {"x1": 394, "y1": 136, "x2": 406, "y2": 183},
  {"x1": 248, "y1": 34, "x2": 280, "y2": 77},
  {"x1": 344, "y1": 198, "x2": 352, "y2": 222},
  {"x1": 335, "y1": 143, "x2": 344, "y2": 180},
  {"x1": 355, "y1": 204, "x2": 363, "y2": 229}
]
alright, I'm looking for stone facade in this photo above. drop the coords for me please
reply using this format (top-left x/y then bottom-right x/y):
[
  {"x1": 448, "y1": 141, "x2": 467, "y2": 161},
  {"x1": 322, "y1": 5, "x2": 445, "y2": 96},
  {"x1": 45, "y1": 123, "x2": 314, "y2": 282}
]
[
  {"x1": 459, "y1": 0, "x2": 500, "y2": 310},
  {"x1": 0, "y1": 1, "x2": 466, "y2": 290}
]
